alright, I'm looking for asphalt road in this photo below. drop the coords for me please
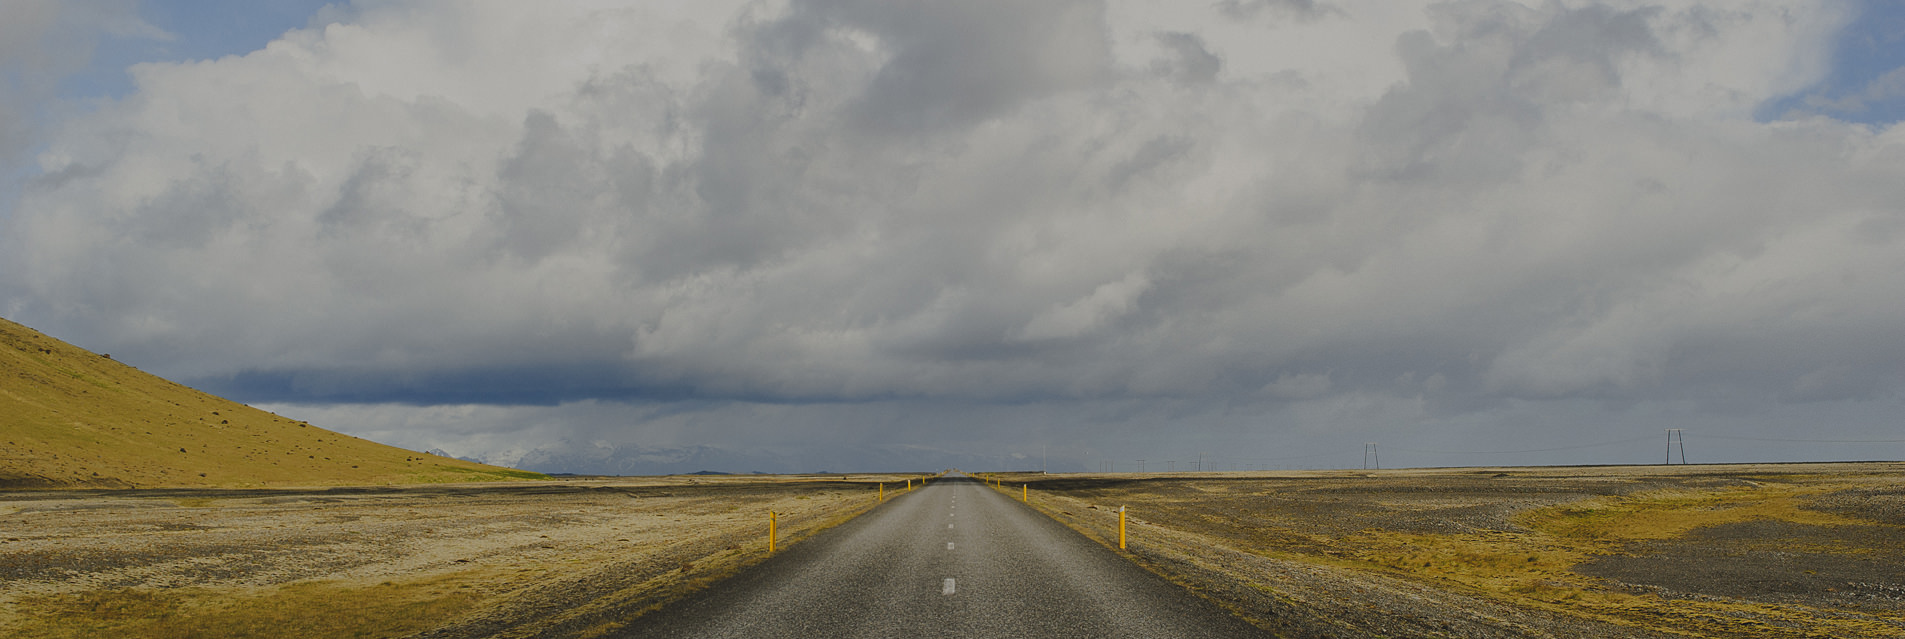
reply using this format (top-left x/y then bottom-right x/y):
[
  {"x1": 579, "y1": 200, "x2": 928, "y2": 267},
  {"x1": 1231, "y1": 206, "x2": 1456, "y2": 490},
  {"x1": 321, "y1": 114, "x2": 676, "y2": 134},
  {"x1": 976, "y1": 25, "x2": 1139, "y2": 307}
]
[{"x1": 612, "y1": 473, "x2": 1266, "y2": 638}]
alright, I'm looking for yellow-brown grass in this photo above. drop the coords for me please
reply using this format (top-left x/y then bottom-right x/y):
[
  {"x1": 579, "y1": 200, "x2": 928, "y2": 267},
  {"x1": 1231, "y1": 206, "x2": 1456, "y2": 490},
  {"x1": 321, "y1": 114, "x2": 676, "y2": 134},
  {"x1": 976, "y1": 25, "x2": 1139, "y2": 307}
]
[
  {"x1": 0, "y1": 474, "x2": 933, "y2": 638},
  {"x1": 1008, "y1": 465, "x2": 1905, "y2": 639},
  {"x1": 8, "y1": 573, "x2": 490, "y2": 639},
  {"x1": 0, "y1": 316, "x2": 543, "y2": 488}
]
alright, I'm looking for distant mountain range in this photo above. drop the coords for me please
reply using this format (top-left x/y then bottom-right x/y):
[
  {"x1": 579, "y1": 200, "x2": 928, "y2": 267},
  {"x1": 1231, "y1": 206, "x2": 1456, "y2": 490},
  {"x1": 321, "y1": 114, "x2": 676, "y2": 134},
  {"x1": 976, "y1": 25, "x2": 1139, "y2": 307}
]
[{"x1": 452, "y1": 441, "x2": 1055, "y2": 477}]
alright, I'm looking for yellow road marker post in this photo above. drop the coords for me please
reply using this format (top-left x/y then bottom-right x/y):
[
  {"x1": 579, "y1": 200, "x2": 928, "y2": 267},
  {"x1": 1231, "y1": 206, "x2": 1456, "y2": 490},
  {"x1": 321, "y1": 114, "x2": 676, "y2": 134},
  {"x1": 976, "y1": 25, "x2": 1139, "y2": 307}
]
[
  {"x1": 769, "y1": 511, "x2": 778, "y2": 554},
  {"x1": 907, "y1": 478, "x2": 912, "y2": 491},
  {"x1": 1118, "y1": 506, "x2": 1126, "y2": 549},
  {"x1": 1022, "y1": 484, "x2": 1027, "y2": 502},
  {"x1": 879, "y1": 483, "x2": 885, "y2": 502}
]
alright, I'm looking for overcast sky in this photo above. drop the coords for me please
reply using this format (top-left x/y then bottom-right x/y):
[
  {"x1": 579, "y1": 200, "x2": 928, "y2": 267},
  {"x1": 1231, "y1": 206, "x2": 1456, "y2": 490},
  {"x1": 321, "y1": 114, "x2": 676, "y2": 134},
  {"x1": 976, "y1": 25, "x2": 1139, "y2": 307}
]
[{"x1": 5, "y1": 0, "x2": 1905, "y2": 473}]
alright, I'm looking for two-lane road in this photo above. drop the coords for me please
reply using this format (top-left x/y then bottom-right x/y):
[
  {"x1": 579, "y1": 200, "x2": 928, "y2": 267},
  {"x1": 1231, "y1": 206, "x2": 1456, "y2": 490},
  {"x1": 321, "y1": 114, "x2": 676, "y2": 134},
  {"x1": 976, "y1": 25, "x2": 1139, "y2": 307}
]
[{"x1": 613, "y1": 473, "x2": 1265, "y2": 638}]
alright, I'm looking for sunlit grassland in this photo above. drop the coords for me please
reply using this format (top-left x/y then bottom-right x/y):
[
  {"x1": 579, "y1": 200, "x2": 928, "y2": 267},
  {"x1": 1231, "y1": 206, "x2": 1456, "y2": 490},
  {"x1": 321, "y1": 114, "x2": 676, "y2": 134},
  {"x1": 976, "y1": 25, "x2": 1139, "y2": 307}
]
[{"x1": 1, "y1": 316, "x2": 544, "y2": 488}]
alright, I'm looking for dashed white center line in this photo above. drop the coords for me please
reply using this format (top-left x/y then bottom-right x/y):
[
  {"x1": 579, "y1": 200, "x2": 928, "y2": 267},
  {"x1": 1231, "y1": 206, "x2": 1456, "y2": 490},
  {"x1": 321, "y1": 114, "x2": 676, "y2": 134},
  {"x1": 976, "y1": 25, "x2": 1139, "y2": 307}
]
[
  {"x1": 948, "y1": 523, "x2": 954, "y2": 529},
  {"x1": 942, "y1": 578, "x2": 956, "y2": 595},
  {"x1": 947, "y1": 542, "x2": 954, "y2": 550}
]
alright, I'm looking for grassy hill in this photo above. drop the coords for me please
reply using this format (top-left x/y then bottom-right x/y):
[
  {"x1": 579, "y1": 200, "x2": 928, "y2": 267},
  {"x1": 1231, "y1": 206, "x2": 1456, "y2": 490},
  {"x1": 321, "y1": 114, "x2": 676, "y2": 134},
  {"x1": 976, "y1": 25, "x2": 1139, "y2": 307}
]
[{"x1": 0, "y1": 317, "x2": 544, "y2": 489}]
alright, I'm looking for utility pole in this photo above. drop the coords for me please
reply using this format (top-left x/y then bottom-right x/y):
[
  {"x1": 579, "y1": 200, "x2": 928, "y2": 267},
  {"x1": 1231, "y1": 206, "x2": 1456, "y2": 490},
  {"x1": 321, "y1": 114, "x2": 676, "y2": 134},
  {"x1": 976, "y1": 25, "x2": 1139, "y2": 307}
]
[
  {"x1": 1365, "y1": 443, "x2": 1379, "y2": 470},
  {"x1": 1167, "y1": 460, "x2": 1175, "y2": 472},
  {"x1": 1197, "y1": 452, "x2": 1204, "y2": 472},
  {"x1": 1137, "y1": 459, "x2": 1145, "y2": 473},
  {"x1": 1666, "y1": 429, "x2": 1686, "y2": 464}
]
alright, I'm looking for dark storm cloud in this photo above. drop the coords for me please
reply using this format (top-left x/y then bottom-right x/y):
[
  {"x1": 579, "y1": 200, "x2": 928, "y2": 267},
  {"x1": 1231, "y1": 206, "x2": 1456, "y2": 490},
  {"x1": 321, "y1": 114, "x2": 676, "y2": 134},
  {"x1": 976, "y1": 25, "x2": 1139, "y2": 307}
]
[{"x1": 5, "y1": 0, "x2": 1903, "y2": 470}]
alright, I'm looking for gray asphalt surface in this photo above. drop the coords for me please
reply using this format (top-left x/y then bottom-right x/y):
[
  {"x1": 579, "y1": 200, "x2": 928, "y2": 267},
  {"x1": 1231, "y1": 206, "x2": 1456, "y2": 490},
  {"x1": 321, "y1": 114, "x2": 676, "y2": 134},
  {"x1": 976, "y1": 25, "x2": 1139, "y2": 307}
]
[{"x1": 612, "y1": 473, "x2": 1267, "y2": 638}]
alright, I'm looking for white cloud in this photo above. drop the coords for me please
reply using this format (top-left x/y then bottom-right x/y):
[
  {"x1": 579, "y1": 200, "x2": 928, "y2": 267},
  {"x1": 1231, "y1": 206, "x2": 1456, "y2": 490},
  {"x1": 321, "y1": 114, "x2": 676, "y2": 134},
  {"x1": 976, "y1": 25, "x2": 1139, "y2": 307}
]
[
  {"x1": 0, "y1": 0, "x2": 167, "y2": 168},
  {"x1": 1018, "y1": 272, "x2": 1149, "y2": 340},
  {"x1": 1262, "y1": 372, "x2": 1332, "y2": 399},
  {"x1": 6, "y1": 0, "x2": 1903, "y2": 468}
]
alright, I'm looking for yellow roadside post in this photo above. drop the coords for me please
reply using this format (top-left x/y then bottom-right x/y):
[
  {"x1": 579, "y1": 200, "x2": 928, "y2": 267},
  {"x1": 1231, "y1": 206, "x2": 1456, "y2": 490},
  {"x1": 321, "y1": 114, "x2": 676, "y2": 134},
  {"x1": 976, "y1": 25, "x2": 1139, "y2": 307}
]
[
  {"x1": 769, "y1": 511, "x2": 778, "y2": 554},
  {"x1": 879, "y1": 483, "x2": 884, "y2": 502},
  {"x1": 1022, "y1": 484, "x2": 1027, "y2": 502},
  {"x1": 1118, "y1": 506, "x2": 1127, "y2": 549},
  {"x1": 907, "y1": 478, "x2": 912, "y2": 491}
]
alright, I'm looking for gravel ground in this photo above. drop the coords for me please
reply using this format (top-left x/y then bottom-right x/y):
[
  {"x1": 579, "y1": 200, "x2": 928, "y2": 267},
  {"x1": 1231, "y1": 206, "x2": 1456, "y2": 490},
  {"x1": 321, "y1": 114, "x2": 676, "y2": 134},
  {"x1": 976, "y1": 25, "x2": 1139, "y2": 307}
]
[{"x1": 1577, "y1": 520, "x2": 1905, "y2": 610}]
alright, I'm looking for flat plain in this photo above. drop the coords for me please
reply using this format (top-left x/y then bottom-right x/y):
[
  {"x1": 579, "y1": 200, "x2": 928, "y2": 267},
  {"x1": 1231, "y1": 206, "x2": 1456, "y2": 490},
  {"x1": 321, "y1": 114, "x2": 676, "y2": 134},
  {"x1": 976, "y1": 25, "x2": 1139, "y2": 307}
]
[
  {"x1": 5, "y1": 463, "x2": 1900, "y2": 638},
  {"x1": 0, "y1": 473, "x2": 927, "y2": 639},
  {"x1": 997, "y1": 461, "x2": 1905, "y2": 638}
]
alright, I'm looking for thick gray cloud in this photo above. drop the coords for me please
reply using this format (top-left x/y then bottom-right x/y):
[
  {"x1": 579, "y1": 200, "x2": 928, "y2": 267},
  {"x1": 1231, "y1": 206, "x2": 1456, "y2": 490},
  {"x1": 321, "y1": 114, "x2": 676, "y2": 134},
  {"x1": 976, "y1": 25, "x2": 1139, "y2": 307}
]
[
  {"x1": 1215, "y1": 0, "x2": 1341, "y2": 23},
  {"x1": 6, "y1": 0, "x2": 1905, "y2": 472}
]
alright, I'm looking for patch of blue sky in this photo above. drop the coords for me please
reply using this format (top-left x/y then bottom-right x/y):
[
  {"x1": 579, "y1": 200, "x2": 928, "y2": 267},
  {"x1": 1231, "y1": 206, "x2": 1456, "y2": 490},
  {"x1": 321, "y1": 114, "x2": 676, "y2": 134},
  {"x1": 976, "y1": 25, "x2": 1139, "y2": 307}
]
[
  {"x1": 6, "y1": 2, "x2": 336, "y2": 220},
  {"x1": 59, "y1": 0, "x2": 339, "y2": 102},
  {"x1": 1757, "y1": 0, "x2": 1905, "y2": 125}
]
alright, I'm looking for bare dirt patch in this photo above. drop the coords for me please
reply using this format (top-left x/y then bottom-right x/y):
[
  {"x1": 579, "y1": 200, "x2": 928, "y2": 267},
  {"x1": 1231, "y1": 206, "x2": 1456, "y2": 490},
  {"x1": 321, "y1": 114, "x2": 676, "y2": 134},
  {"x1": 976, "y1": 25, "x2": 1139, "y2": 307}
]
[
  {"x1": 992, "y1": 462, "x2": 1905, "y2": 639},
  {"x1": 0, "y1": 474, "x2": 933, "y2": 638}
]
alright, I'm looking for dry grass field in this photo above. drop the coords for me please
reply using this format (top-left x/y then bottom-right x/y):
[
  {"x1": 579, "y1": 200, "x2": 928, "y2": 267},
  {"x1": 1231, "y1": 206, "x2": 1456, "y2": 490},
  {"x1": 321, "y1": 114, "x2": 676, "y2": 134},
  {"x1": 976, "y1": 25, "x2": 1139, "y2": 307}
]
[
  {"x1": 1, "y1": 317, "x2": 539, "y2": 489},
  {"x1": 0, "y1": 473, "x2": 936, "y2": 639},
  {"x1": 995, "y1": 462, "x2": 1905, "y2": 639}
]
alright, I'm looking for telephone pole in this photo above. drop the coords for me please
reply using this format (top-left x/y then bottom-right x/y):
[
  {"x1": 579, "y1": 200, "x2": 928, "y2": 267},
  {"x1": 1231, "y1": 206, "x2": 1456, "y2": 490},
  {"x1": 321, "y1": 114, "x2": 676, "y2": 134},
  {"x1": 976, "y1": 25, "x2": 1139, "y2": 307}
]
[{"x1": 1666, "y1": 429, "x2": 1686, "y2": 464}]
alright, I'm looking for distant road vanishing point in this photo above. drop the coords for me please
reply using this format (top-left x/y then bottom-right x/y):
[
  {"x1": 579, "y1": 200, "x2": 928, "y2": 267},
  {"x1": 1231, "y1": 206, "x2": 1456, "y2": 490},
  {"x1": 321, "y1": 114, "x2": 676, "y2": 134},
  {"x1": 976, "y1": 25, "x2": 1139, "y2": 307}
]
[{"x1": 611, "y1": 473, "x2": 1266, "y2": 638}]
